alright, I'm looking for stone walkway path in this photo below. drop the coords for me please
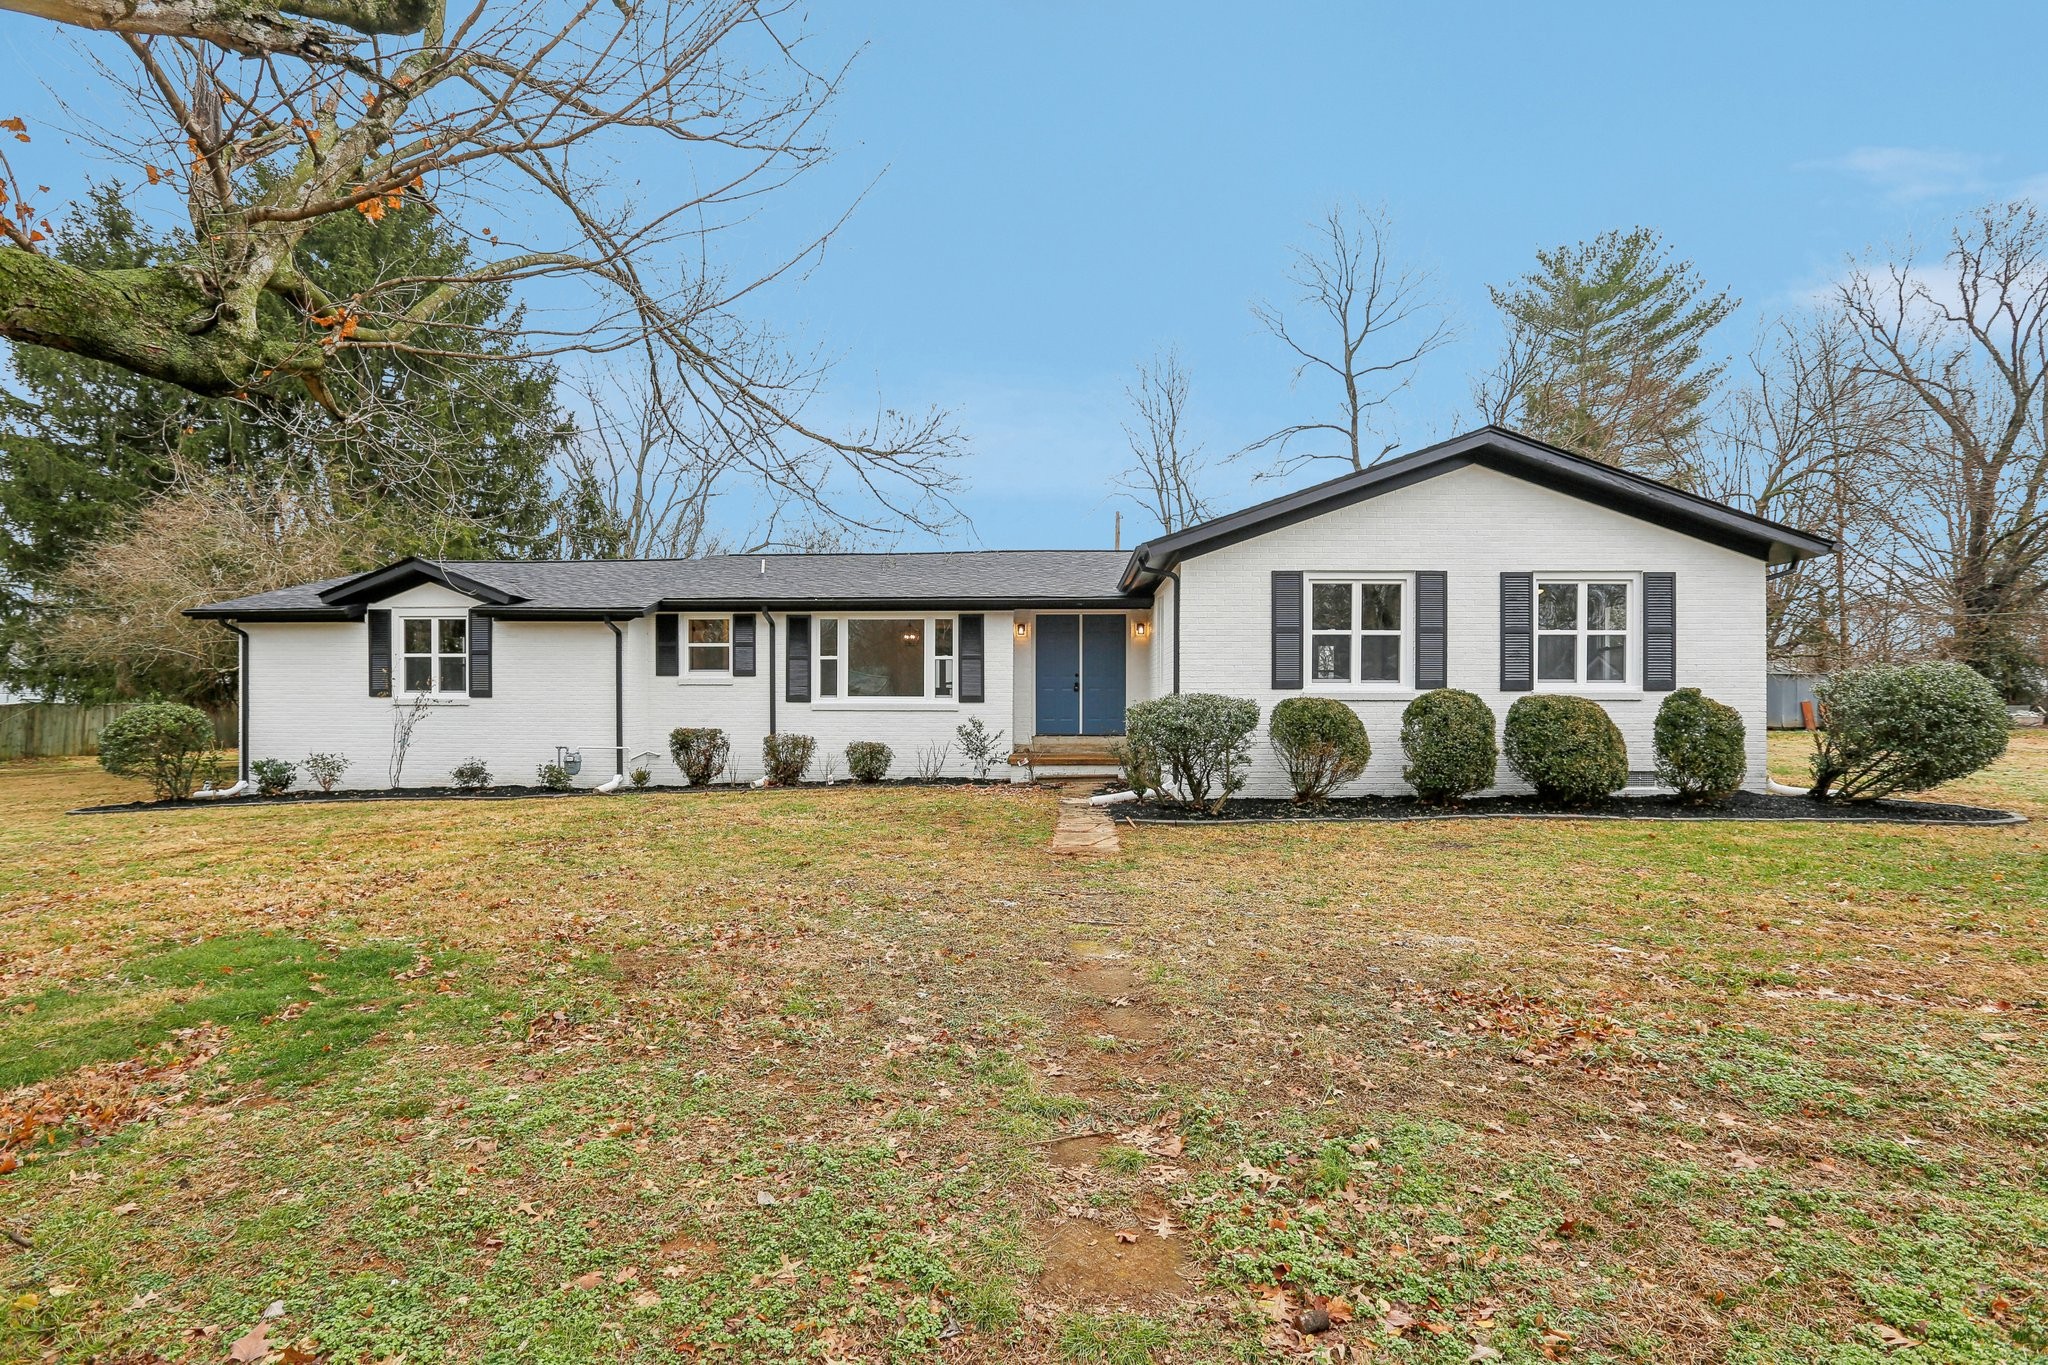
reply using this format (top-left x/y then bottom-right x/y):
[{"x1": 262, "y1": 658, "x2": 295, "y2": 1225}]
[{"x1": 1049, "y1": 783, "x2": 1121, "y2": 857}]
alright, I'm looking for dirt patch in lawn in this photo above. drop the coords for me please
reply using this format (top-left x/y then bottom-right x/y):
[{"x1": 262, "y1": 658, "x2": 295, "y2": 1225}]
[
  {"x1": 1042, "y1": 1134, "x2": 1117, "y2": 1167},
  {"x1": 1033, "y1": 1207, "x2": 1191, "y2": 1303}
]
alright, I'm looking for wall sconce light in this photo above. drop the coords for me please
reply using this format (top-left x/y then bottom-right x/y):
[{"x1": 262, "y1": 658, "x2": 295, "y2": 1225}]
[
  {"x1": 1133, "y1": 619, "x2": 1150, "y2": 640},
  {"x1": 1015, "y1": 620, "x2": 1030, "y2": 639}
]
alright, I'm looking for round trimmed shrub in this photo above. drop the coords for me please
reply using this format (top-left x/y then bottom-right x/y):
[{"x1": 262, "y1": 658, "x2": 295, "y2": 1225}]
[
  {"x1": 250, "y1": 757, "x2": 297, "y2": 796},
  {"x1": 1269, "y1": 697, "x2": 1370, "y2": 803},
  {"x1": 451, "y1": 757, "x2": 493, "y2": 791},
  {"x1": 535, "y1": 761, "x2": 572, "y2": 791},
  {"x1": 668, "y1": 726, "x2": 730, "y2": 787},
  {"x1": 762, "y1": 732, "x2": 817, "y2": 785},
  {"x1": 97, "y1": 702, "x2": 219, "y2": 802},
  {"x1": 1503, "y1": 694, "x2": 1628, "y2": 805},
  {"x1": 1809, "y1": 661, "x2": 2009, "y2": 800},
  {"x1": 847, "y1": 740, "x2": 893, "y2": 782},
  {"x1": 1400, "y1": 689, "x2": 1498, "y2": 803},
  {"x1": 1653, "y1": 689, "x2": 1746, "y2": 801},
  {"x1": 1123, "y1": 693, "x2": 1260, "y2": 812}
]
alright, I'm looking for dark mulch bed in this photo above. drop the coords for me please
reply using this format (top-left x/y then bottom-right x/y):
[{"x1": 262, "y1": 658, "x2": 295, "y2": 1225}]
[
  {"x1": 67, "y1": 776, "x2": 1010, "y2": 816},
  {"x1": 1118, "y1": 790, "x2": 2026, "y2": 827}
]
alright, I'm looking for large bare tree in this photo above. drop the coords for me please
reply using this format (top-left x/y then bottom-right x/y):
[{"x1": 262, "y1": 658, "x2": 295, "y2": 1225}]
[
  {"x1": 1242, "y1": 203, "x2": 1450, "y2": 479},
  {"x1": 0, "y1": 0, "x2": 963, "y2": 536},
  {"x1": 1112, "y1": 347, "x2": 1210, "y2": 534},
  {"x1": 1837, "y1": 201, "x2": 2048, "y2": 695},
  {"x1": 1703, "y1": 316, "x2": 1916, "y2": 668}
]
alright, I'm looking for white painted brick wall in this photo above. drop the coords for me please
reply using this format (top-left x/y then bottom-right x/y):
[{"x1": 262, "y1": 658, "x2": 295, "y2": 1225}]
[
  {"x1": 1174, "y1": 463, "x2": 1770, "y2": 797},
  {"x1": 239, "y1": 466, "x2": 1769, "y2": 797},
  {"x1": 245, "y1": 594, "x2": 1034, "y2": 788}
]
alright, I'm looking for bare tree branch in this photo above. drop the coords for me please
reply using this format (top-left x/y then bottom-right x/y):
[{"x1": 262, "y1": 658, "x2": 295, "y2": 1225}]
[
  {"x1": 1240, "y1": 202, "x2": 1450, "y2": 479},
  {"x1": 1113, "y1": 347, "x2": 1210, "y2": 534}
]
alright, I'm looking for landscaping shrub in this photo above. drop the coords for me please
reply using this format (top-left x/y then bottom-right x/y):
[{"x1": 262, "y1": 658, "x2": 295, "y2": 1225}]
[
  {"x1": 1114, "y1": 733, "x2": 1163, "y2": 800},
  {"x1": 668, "y1": 726, "x2": 730, "y2": 787},
  {"x1": 955, "y1": 717, "x2": 1006, "y2": 781},
  {"x1": 1654, "y1": 688, "x2": 1746, "y2": 800},
  {"x1": 249, "y1": 757, "x2": 297, "y2": 797},
  {"x1": 451, "y1": 757, "x2": 493, "y2": 791},
  {"x1": 847, "y1": 741, "x2": 893, "y2": 782},
  {"x1": 1123, "y1": 693, "x2": 1260, "y2": 812},
  {"x1": 535, "y1": 762, "x2": 572, "y2": 791},
  {"x1": 303, "y1": 752, "x2": 349, "y2": 792},
  {"x1": 762, "y1": 733, "x2": 816, "y2": 785},
  {"x1": 1503, "y1": 694, "x2": 1628, "y2": 804},
  {"x1": 630, "y1": 766, "x2": 651, "y2": 788},
  {"x1": 913, "y1": 742, "x2": 951, "y2": 781},
  {"x1": 1809, "y1": 661, "x2": 2009, "y2": 800},
  {"x1": 1400, "y1": 689, "x2": 1498, "y2": 803},
  {"x1": 1268, "y1": 696, "x2": 1370, "y2": 803},
  {"x1": 97, "y1": 703, "x2": 219, "y2": 802}
]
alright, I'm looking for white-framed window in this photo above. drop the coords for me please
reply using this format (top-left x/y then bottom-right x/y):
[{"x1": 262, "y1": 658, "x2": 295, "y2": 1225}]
[
  {"x1": 1535, "y1": 578, "x2": 1632, "y2": 685},
  {"x1": 401, "y1": 616, "x2": 467, "y2": 695},
  {"x1": 814, "y1": 614, "x2": 957, "y2": 701},
  {"x1": 685, "y1": 615, "x2": 731, "y2": 675},
  {"x1": 1307, "y1": 576, "x2": 1407, "y2": 687}
]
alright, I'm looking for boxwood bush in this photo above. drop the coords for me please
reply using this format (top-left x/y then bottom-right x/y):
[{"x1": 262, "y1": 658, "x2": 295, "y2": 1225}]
[
  {"x1": 846, "y1": 740, "x2": 893, "y2": 782},
  {"x1": 762, "y1": 733, "x2": 817, "y2": 786},
  {"x1": 1809, "y1": 661, "x2": 2009, "y2": 800},
  {"x1": 1503, "y1": 694, "x2": 1628, "y2": 805},
  {"x1": 97, "y1": 702, "x2": 219, "y2": 801},
  {"x1": 1269, "y1": 696, "x2": 1370, "y2": 803},
  {"x1": 1400, "y1": 689, "x2": 1498, "y2": 803},
  {"x1": 1653, "y1": 688, "x2": 1746, "y2": 801},
  {"x1": 1123, "y1": 693, "x2": 1259, "y2": 812},
  {"x1": 668, "y1": 726, "x2": 729, "y2": 787},
  {"x1": 250, "y1": 757, "x2": 297, "y2": 797}
]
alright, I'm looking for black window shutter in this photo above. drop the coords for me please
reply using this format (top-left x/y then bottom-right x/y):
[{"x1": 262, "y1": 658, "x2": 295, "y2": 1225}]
[
  {"x1": 655, "y1": 614, "x2": 678, "y2": 676},
  {"x1": 1643, "y1": 572, "x2": 1677, "y2": 691},
  {"x1": 468, "y1": 612, "x2": 493, "y2": 698},
  {"x1": 1271, "y1": 572, "x2": 1303, "y2": 690},
  {"x1": 959, "y1": 614, "x2": 985, "y2": 703},
  {"x1": 786, "y1": 614, "x2": 811, "y2": 702},
  {"x1": 1499, "y1": 573, "x2": 1534, "y2": 692},
  {"x1": 367, "y1": 609, "x2": 392, "y2": 697},
  {"x1": 732, "y1": 613, "x2": 756, "y2": 676},
  {"x1": 1415, "y1": 571, "x2": 1447, "y2": 690}
]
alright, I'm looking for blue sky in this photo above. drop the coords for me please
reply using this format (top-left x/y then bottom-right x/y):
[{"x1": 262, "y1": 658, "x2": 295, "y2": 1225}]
[{"x1": 4, "y1": 2, "x2": 2046, "y2": 550}]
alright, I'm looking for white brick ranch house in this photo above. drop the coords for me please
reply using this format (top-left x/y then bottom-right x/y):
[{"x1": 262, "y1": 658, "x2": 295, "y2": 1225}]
[{"x1": 187, "y1": 428, "x2": 1833, "y2": 798}]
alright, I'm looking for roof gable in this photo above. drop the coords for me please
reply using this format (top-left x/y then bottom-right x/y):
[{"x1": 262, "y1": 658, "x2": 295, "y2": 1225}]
[
  {"x1": 1120, "y1": 426, "x2": 1836, "y2": 589},
  {"x1": 316, "y1": 557, "x2": 523, "y2": 608}
]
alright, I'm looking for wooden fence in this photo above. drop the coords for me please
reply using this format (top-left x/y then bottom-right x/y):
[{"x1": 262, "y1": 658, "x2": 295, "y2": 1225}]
[{"x1": 0, "y1": 702, "x2": 238, "y2": 761}]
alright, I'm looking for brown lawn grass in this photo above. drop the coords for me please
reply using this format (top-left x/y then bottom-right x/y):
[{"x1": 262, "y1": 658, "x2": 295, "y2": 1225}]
[{"x1": 1, "y1": 734, "x2": 2044, "y2": 1363}]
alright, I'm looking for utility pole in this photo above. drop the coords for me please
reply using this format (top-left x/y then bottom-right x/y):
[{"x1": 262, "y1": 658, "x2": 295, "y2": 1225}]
[{"x1": 1114, "y1": 509, "x2": 1121, "y2": 551}]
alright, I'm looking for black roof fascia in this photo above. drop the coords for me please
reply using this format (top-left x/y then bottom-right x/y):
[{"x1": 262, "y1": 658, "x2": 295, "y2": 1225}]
[
  {"x1": 317, "y1": 556, "x2": 522, "y2": 607},
  {"x1": 182, "y1": 605, "x2": 365, "y2": 622},
  {"x1": 644, "y1": 595, "x2": 1154, "y2": 613},
  {"x1": 475, "y1": 606, "x2": 648, "y2": 620},
  {"x1": 1120, "y1": 427, "x2": 1836, "y2": 589}
]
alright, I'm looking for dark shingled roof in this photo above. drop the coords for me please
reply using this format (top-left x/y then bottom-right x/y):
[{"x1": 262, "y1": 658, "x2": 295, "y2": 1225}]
[
  {"x1": 1120, "y1": 425, "x2": 1835, "y2": 589},
  {"x1": 187, "y1": 550, "x2": 1143, "y2": 620}
]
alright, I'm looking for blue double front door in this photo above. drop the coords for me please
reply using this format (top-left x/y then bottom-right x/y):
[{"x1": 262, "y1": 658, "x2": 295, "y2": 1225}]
[{"x1": 1034, "y1": 614, "x2": 1127, "y2": 736}]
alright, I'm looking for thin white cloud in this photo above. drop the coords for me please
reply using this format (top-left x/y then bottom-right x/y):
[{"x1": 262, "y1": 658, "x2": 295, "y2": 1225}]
[{"x1": 1810, "y1": 146, "x2": 1996, "y2": 203}]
